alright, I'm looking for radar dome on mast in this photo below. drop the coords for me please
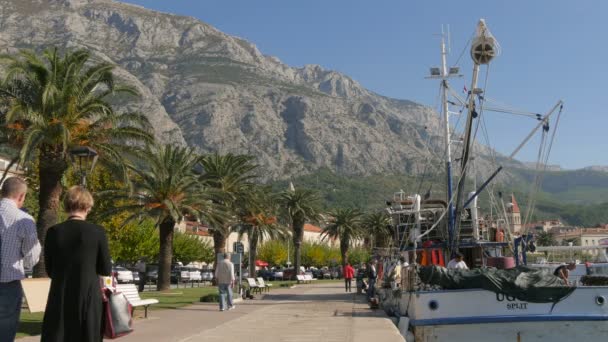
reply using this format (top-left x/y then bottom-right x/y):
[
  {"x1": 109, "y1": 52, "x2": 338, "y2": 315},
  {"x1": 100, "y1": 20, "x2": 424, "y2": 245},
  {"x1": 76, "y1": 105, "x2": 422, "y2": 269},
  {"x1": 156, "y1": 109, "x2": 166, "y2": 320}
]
[{"x1": 470, "y1": 19, "x2": 500, "y2": 65}]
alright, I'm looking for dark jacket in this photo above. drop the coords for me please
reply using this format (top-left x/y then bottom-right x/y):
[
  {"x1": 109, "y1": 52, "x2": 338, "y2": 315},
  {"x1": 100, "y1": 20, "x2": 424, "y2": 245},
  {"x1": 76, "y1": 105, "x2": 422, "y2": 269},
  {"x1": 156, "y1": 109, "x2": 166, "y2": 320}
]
[{"x1": 41, "y1": 219, "x2": 112, "y2": 342}]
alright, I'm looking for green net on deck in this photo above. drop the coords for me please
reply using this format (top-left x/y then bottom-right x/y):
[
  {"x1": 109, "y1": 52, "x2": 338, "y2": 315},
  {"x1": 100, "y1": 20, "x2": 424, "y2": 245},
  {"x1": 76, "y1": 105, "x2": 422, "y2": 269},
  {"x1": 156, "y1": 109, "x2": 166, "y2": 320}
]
[{"x1": 417, "y1": 266, "x2": 576, "y2": 303}]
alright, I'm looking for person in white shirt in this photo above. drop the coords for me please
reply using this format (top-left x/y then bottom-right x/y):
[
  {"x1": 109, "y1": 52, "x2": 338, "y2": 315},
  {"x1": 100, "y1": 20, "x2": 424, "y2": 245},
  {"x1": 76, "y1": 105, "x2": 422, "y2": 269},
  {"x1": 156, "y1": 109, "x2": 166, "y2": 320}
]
[
  {"x1": 0, "y1": 177, "x2": 41, "y2": 341},
  {"x1": 447, "y1": 252, "x2": 469, "y2": 270},
  {"x1": 215, "y1": 253, "x2": 235, "y2": 311}
]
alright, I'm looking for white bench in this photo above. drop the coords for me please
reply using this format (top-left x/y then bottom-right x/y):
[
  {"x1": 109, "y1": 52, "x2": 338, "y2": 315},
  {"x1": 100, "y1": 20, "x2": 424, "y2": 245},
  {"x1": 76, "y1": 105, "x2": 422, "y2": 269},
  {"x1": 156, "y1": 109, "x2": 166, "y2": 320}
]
[
  {"x1": 256, "y1": 277, "x2": 272, "y2": 292},
  {"x1": 115, "y1": 284, "x2": 159, "y2": 318},
  {"x1": 304, "y1": 274, "x2": 317, "y2": 282},
  {"x1": 246, "y1": 278, "x2": 263, "y2": 294},
  {"x1": 296, "y1": 275, "x2": 311, "y2": 284}
]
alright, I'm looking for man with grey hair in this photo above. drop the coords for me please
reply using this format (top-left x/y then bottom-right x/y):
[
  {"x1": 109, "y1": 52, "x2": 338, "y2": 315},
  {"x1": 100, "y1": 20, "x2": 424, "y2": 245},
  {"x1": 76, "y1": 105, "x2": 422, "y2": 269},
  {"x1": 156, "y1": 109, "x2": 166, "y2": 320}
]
[
  {"x1": 215, "y1": 252, "x2": 235, "y2": 311},
  {"x1": 0, "y1": 177, "x2": 41, "y2": 341}
]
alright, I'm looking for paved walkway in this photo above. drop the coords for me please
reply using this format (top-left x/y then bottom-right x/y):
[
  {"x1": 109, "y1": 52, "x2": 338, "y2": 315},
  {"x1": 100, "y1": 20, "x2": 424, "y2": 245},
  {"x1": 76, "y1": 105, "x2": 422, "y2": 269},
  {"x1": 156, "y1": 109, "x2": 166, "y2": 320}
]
[{"x1": 21, "y1": 282, "x2": 404, "y2": 342}]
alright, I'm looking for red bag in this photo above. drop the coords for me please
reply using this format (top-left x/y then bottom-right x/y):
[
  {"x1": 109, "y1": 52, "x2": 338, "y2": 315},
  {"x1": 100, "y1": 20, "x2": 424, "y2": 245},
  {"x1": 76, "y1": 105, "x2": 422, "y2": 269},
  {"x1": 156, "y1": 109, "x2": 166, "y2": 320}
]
[{"x1": 101, "y1": 287, "x2": 133, "y2": 339}]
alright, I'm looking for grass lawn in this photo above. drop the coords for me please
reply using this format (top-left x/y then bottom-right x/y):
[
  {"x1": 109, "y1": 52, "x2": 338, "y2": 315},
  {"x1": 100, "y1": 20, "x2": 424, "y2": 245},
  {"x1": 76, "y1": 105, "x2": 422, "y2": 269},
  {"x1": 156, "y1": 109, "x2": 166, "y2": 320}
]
[
  {"x1": 140, "y1": 286, "x2": 218, "y2": 310},
  {"x1": 16, "y1": 312, "x2": 44, "y2": 339}
]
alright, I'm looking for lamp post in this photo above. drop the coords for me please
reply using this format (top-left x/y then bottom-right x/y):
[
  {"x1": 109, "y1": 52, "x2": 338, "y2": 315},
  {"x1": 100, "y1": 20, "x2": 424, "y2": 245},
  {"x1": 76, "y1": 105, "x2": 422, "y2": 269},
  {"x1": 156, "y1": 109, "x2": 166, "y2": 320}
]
[{"x1": 69, "y1": 146, "x2": 98, "y2": 187}]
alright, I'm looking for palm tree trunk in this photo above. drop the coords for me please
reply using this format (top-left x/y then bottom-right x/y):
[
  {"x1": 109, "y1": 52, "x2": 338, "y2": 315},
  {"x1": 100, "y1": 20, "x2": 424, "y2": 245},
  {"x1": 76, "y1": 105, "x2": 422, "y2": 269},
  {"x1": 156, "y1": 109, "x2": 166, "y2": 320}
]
[
  {"x1": 363, "y1": 236, "x2": 371, "y2": 250},
  {"x1": 212, "y1": 228, "x2": 228, "y2": 255},
  {"x1": 157, "y1": 218, "x2": 175, "y2": 291},
  {"x1": 33, "y1": 154, "x2": 67, "y2": 278},
  {"x1": 340, "y1": 240, "x2": 348, "y2": 268},
  {"x1": 249, "y1": 238, "x2": 258, "y2": 278},
  {"x1": 292, "y1": 220, "x2": 304, "y2": 281}
]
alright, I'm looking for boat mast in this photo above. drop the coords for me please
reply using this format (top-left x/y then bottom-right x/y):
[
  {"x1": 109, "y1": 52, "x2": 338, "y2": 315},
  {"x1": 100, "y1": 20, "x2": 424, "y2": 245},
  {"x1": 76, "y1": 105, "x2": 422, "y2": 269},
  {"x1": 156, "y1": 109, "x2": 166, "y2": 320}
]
[
  {"x1": 428, "y1": 26, "x2": 462, "y2": 249},
  {"x1": 452, "y1": 19, "x2": 499, "y2": 251}
]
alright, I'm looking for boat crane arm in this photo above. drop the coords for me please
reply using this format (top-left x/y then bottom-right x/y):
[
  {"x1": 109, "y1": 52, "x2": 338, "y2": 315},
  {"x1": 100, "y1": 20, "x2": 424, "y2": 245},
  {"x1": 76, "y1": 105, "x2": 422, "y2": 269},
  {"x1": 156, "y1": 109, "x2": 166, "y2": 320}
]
[
  {"x1": 508, "y1": 100, "x2": 563, "y2": 159},
  {"x1": 446, "y1": 83, "x2": 543, "y2": 119}
]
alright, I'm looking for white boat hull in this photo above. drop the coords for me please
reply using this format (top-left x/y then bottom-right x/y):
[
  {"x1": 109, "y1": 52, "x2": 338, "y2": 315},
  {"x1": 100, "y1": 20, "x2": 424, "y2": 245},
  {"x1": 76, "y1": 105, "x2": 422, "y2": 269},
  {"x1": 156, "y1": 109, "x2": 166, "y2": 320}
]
[
  {"x1": 414, "y1": 321, "x2": 608, "y2": 341},
  {"x1": 379, "y1": 287, "x2": 608, "y2": 341}
]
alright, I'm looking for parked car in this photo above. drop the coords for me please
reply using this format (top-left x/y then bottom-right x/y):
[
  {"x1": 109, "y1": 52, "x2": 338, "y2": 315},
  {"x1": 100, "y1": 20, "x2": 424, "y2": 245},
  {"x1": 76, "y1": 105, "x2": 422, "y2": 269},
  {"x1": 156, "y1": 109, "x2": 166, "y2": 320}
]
[
  {"x1": 131, "y1": 270, "x2": 140, "y2": 283},
  {"x1": 146, "y1": 264, "x2": 159, "y2": 284},
  {"x1": 257, "y1": 269, "x2": 274, "y2": 281},
  {"x1": 283, "y1": 268, "x2": 297, "y2": 280},
  {"x1": 201, "y1": 269, "x2": 214, "y2": 283},
  {"x1": 188, "y1": 267, "x2": 202, "y2": 282},
  {"x1": 272, "y1": 269, "x2": 284, "y2": 280},
  {"x1": 310, "y1": 268, "x2": 324, "y2": 280},
  {"x1": 320, "y1": 267, "x2": 332, "y2": 279},
  {"x1": 171, "y1": 266, "x2": 191, "y2": 283},
  {"x1": 113, "y1": 266, "x2": 134, "y2": 284}
]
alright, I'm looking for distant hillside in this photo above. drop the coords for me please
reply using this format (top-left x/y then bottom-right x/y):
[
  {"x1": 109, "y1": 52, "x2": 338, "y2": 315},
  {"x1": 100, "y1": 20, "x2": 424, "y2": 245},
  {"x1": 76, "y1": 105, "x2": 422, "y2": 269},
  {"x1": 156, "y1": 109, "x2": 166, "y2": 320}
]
[
  {"x1": 510, "y1": 168, "x2": 608, "y2": 205},
  {"x1": 274, "y1": 168, "x2": 608, "y2": 227}
]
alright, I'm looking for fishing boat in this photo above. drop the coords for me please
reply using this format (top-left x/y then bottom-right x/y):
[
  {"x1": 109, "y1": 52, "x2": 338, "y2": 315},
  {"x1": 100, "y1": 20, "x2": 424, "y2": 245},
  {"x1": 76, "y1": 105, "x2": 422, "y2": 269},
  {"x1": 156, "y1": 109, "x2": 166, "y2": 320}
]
[{"x1": 376, "y1": 19, "x2": 608, "y2": 341}]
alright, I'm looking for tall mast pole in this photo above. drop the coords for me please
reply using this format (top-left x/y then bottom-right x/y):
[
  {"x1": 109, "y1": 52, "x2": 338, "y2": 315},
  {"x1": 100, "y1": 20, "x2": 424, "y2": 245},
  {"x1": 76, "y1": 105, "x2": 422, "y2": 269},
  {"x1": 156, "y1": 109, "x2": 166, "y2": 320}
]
[
  {"x1": 426, "y1": 27, "x2": 462, "y2": 252},
  {"x1": 440, "y1": 34, "x2": 456, "y2": 249}
]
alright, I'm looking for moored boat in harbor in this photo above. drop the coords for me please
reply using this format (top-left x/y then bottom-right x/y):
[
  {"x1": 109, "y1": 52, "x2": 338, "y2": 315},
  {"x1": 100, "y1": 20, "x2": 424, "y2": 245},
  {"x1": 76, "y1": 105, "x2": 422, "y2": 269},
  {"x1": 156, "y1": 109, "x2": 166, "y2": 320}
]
[{"x1": 376, "y1": 19, "x2": 608, "y2": 341}]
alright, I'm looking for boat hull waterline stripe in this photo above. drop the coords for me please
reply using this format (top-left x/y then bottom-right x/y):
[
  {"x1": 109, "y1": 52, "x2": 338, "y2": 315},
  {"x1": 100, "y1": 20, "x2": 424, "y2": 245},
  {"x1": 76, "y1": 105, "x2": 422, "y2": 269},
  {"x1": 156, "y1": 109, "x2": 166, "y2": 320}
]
[{"x1": 410, "y1": 314, "x2": 608, "y2": 326}]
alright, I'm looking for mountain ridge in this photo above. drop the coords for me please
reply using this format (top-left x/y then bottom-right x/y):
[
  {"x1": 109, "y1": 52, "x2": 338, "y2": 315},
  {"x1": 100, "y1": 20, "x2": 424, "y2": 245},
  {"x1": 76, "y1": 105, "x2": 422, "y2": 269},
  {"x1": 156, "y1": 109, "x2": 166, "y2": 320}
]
[{"x1": 0, "y1": 0, "x2": 531, "y2": 181}]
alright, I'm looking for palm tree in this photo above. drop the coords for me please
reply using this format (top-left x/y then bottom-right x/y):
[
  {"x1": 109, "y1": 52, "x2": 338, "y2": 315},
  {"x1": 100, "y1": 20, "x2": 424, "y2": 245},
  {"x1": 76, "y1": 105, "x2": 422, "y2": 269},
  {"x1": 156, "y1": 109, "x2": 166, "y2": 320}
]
[
  {"x1": 235, "y1": 186, "x2": 286, "y2": 277},
  {"x1": 0, "y1": 48, "x2": 152, "y2": 276},
  {"x1": 98, "y1": 145, "x2": 223, "y2": 290},
  {"x1": 199, "y1": 153, "x2": 258, "y2": 256},
  {"x1": 322, "y1": 208, "x2": 364, "y2": 268},
  {"x1": 363, "y1": 211, "x2": 394, "y2": 249},
  {"x1": 278, "y1": 188, "x2": 322, "y2": 278}
]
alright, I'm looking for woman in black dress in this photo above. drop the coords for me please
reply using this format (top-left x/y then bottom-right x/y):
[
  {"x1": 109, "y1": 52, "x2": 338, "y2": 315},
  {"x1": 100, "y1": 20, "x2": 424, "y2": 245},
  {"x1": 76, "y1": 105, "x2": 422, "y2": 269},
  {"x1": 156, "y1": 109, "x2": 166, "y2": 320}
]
[{"x1": 42, "y1": 186, "x2": 112, "y2": 342}]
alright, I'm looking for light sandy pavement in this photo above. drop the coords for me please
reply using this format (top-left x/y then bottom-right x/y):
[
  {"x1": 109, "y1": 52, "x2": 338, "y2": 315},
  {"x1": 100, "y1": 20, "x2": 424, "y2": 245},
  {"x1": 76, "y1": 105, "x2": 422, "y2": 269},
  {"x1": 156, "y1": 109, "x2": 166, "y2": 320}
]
[{"x1": 20, "y1": 282, "x2": 404, "y2": 342}]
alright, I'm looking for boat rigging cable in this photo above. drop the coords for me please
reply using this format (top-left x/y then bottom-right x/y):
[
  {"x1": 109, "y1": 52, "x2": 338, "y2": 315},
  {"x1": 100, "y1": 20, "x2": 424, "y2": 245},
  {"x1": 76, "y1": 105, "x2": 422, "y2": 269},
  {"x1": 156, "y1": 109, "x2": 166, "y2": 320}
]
[{"x1": 521, "y1": 104, "x2": 564, "y2": 236}]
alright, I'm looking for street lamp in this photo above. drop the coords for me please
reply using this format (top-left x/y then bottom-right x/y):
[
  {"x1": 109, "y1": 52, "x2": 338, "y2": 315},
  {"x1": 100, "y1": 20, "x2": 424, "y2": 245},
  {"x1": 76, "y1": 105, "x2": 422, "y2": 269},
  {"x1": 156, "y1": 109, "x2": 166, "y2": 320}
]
[{"x1": 69, "y1": 146, "x2": 98, "y2": 187}]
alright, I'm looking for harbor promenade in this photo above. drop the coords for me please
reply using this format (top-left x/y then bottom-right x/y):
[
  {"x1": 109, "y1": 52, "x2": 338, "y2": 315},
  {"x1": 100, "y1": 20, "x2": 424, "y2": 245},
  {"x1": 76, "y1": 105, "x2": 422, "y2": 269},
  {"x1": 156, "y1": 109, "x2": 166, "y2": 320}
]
[{"x1": 21, "y1": 282, "x2": 404, "y2": 342}]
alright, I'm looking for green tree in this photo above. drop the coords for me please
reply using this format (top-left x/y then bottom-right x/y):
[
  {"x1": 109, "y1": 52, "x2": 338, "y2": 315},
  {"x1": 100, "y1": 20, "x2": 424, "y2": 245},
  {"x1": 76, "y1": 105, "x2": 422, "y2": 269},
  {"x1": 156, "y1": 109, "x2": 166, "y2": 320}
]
[
  {"x1": 536, "y1": 231, "x2": 558, "y2": 247},
  {"x1": 322, "y1": 208, "x2": 363, "y2": 268},
  {"x1": 257, "y1": 240, "x2": 288, "y2": 267},
  {"x1": 99, "y1": 145, "x2": 223, "y2": 290},
  {"x1": 105, "y1": 218, "x2": 159, "y2": 263},
  {"x1": 0, "y1": 48, "x2": 153, "y2": 276},
  {"x1": 236, "y1": 186, "x2": 286, "y2": 277},
  {"x1": 347, "y1": 247, "x2": 371, "y2": 267},
  {"x1": 199, "y1": 154, "x2": 258, "y2": 256},
  {"x1": 363, "y1": 211, "x2": 393, "y2": 249},
  {"x1": 173, "y1": 233, "x2": 214, "y2": 265},
  {"x1": 278, "y1": 188, "x2": 323, "y2": 277}
]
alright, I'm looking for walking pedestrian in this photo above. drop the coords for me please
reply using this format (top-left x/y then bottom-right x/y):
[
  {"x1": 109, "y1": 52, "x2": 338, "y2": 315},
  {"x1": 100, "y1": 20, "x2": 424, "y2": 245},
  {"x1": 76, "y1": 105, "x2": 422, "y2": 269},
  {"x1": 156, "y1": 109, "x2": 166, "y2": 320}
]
[
  {"x1": 0, "y1": 177, "x2": 41, "y2": 342},
  {"x1": 367, "y1": 260, "x2": 378, "y2": 301},
  {"x1": 135, "y1": 257, "x2": 147, "y2": 292},
  {"x1": 343, "y1": 262, "x2": 355, "y2": 292},
  {"x1": 41, "y1": 186, "x2": 112, "y2": 342},
  {"x1": 215, "y1": 253, "x2": 235, "y2": 311}
]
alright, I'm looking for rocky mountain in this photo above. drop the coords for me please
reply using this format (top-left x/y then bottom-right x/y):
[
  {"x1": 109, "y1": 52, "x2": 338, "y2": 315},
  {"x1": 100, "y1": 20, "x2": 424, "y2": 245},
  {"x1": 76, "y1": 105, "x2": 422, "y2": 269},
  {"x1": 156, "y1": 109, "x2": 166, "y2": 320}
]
[{"x1": 0, "y1": 0, "x2": 516, "y2": 180}]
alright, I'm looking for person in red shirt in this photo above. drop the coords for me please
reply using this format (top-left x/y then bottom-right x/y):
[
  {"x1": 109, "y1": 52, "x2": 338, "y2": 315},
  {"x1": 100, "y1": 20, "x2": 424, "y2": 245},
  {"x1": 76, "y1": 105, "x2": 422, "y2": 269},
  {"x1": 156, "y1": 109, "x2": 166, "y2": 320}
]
[{"x1": 343, "y1": 262, "x2": 355, "y2": 292}]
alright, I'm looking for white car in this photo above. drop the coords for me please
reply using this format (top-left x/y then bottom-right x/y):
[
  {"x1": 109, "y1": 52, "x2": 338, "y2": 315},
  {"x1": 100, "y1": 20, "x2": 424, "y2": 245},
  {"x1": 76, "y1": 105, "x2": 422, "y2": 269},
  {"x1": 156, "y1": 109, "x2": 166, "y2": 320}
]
[
  {"x1": 113, "y1": 266, "x2": 134, "y2": 284},
  {"x1": 189, "y1": 268, "x2": 202, "y2": 282}
]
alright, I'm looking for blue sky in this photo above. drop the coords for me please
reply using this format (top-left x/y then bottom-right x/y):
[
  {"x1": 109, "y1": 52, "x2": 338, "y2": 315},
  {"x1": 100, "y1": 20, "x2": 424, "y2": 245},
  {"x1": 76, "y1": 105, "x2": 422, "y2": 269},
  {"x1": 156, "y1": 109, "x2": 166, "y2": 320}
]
[{"x1": 121, "y1": 0, "x2": 607, "y2": 169}]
